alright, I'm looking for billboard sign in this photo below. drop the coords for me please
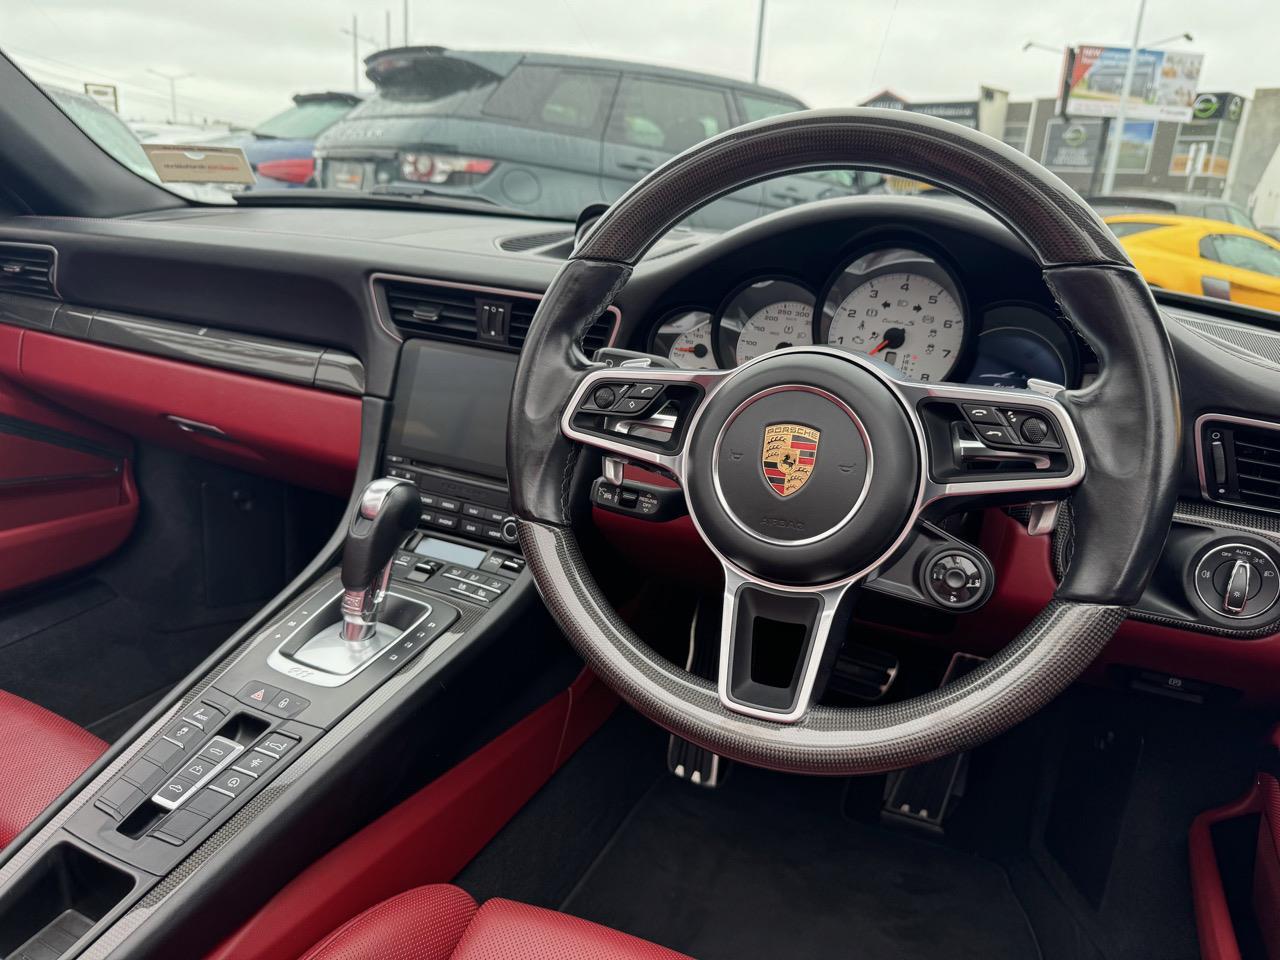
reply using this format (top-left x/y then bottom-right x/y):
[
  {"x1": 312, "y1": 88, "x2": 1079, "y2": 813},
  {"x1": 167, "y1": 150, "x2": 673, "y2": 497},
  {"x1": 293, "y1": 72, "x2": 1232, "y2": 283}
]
[
  {"x1": 1042, "y1": 118, "x2": 1154, "y2": 173},
  {"x1": 1064, "y1": 45, "x2": 1203, "y2": 122}
]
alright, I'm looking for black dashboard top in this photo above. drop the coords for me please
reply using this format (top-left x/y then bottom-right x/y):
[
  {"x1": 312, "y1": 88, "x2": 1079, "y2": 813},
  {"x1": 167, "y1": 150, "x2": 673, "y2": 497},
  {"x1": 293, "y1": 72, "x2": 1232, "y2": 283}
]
[{"x1": 2, "y1": 194, "x2": 1279, "y2": 506}]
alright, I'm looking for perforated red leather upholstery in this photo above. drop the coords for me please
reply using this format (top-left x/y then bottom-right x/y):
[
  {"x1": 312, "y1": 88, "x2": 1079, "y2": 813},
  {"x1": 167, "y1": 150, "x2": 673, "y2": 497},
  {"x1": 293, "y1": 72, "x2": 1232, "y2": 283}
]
[
  {"x1": 298, "y1": 885, "x2": 693, "y2": 960},
  {"x1": 0, "y1": 690, "x2": 106, "y2": 848}
]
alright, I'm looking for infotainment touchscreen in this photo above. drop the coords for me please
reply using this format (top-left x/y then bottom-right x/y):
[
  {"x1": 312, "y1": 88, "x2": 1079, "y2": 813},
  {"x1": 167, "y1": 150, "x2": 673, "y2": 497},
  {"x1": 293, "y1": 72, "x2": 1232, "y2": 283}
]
[{"x1": 387, "y1": 339, "x2": 517, "y2": 480}]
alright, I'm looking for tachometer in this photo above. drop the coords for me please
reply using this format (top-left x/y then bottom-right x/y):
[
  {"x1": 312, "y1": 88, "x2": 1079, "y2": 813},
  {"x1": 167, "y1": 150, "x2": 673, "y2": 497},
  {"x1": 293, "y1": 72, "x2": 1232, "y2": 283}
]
[
  {"x1": 826, "y1": 272, "x2": 964, "y2": 381},
  {"x1": 718, "y1": 279, "x2": 815, "y2": 367},
  {"x1": 821, "y1": 249, "x2": 968, "y2": 383},
  {"x1": 652, "y1": 309, "x2": 717, "y2": 370}
]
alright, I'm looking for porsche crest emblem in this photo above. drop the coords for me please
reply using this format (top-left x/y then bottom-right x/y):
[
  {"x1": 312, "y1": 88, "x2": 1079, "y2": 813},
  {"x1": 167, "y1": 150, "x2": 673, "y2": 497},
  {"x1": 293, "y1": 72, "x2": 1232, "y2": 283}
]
[{"x1": 761, "y1": 424, "x2": 819, "y2": 497}]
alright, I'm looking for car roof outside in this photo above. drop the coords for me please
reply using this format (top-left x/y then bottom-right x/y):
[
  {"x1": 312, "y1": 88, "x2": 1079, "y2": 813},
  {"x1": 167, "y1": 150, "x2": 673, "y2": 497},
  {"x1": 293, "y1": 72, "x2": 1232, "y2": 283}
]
[
  {"x1": 364, "y1": 45, "x2": 806, "y2": 105},
  {"x1": 1104, "y1": 213, "x2": 1280, "y2": 245}
]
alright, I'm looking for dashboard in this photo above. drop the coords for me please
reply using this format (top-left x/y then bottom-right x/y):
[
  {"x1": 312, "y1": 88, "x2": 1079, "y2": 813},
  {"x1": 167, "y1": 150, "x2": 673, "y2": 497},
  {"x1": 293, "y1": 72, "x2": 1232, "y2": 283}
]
[{"x1": 637, "y1": 215, "x2": 1090, "y2": 389}]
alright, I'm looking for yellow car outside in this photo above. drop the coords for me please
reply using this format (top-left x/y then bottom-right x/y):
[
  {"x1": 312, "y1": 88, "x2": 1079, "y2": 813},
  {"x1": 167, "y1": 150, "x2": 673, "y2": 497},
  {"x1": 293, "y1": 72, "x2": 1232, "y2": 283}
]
[{"x1": 1104, "y1": 213, "x2": 1280, "y2": 313}]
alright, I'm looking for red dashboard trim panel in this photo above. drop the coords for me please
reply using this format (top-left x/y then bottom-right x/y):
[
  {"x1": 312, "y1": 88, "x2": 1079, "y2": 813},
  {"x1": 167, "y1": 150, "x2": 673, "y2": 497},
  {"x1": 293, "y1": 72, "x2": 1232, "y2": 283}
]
[{"x1": 14, "y1": 331, "x2": 360, "y2": 496}]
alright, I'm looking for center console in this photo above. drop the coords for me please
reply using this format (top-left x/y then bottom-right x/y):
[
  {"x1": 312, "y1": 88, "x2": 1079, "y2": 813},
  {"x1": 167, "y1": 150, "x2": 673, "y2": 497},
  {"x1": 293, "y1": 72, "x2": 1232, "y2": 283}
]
[{"x1": 0, "y1": 338, "x2": 533, "y2": 959}]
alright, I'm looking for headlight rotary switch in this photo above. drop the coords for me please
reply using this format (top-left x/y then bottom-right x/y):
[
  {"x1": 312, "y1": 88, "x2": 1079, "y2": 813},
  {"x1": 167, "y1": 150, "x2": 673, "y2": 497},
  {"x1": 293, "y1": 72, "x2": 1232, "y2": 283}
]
[{"x1": 1191, "y1": 541, "x2": 1280, "y2": 620}]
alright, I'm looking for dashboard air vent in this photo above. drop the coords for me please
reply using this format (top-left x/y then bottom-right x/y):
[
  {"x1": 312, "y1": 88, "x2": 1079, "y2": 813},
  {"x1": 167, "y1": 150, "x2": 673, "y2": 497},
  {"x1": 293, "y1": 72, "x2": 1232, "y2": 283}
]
[
  {"x1": 1230, "y1": 427, "x2": 1280, "y2": 509},
  {"x1": 1200, "y1": 417, "x2": 1280, "y2": 513},
  {"x1": 0, "y1": 245, "x2": 56, "y2": 299},
  {"x1": 379, "y1": 278, "x2": 615, "y2": 354}
]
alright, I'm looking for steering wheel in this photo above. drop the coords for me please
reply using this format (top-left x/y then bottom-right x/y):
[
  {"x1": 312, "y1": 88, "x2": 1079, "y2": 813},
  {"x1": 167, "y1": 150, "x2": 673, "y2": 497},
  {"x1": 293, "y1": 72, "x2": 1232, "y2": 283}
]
[{"x1": 507, "y1": 108, "x2": 1180, "y2": 774}]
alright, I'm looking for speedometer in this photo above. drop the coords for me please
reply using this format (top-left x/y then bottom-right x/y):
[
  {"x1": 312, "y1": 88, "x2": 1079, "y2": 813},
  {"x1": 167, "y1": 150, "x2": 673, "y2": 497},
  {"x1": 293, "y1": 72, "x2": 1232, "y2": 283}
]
[
  {"x1": 717, "y1": 279, "x2": 816, "y2": 367},
  {"x1": 821, "y1": 250, "x2": 968, "y2": 383},
  {"x1": 735, "y1": 300, "x2": 813, "y2": 364}
]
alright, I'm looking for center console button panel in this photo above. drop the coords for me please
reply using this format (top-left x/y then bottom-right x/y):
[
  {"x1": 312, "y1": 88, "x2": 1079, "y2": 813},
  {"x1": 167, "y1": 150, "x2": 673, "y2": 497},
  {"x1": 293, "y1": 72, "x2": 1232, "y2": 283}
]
[
  {"x1": 69, "y1": 688, "x2": 322, "y2": 875},
  {"x1": 383, "y1": 459, "x2": 517, "y2": 549}
]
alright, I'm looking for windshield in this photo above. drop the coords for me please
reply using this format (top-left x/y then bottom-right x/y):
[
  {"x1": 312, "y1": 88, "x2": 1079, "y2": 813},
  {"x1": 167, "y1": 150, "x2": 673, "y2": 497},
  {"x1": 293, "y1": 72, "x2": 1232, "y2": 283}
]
[{"x1": 4, "y1": 1, "x2": 1280, "y2": 309}]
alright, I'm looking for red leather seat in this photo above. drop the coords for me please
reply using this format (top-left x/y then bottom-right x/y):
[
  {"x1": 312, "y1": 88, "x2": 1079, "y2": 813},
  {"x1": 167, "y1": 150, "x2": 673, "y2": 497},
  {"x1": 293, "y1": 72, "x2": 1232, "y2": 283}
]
[
  {"x1": 0, "y1": 690, "x2": 106, "y2": 848},
  {"x1": 298, "y1": 884, "x2": 693, "y2": 960}
]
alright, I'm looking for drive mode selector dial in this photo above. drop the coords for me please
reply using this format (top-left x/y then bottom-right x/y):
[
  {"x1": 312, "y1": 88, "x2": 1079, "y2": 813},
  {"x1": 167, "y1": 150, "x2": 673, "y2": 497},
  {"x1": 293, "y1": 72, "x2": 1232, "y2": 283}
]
[{"x1": 1191, "y1": 540, "x2": 1280, "y2": 620}]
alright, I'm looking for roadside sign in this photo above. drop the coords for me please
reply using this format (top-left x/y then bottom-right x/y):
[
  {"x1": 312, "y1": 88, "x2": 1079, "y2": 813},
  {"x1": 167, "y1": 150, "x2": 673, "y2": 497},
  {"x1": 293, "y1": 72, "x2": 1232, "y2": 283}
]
[
  {"x1": 1063, "y1": 45, "x2": 1204, "y2": 122},
  {"x1": 83, "y1": 82, "x2": 118, "y2": 113},
  {"x1": 1042, "y1": 118, "x2": 1154, "y2": 173}
]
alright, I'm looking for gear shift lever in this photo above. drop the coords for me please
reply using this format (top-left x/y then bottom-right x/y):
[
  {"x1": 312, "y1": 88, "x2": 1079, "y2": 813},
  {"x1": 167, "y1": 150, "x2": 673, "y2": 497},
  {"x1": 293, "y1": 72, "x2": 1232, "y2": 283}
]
[{"x1": 340, "y1": 478, "x2": 422, "y2": 644}]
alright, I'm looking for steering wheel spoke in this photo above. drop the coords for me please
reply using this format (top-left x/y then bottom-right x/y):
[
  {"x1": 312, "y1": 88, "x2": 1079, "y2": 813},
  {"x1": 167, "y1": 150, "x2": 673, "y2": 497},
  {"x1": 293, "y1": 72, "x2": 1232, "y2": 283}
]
[
  {"x1": 717, "y1": 563, "x2": 858, "y2": 723},
  {"x1": 895, "y1": 378, "x2": 1086, "y2": 510},
  {"x1": 561, "y1": 365, "x2": 728, "y2": 478}
]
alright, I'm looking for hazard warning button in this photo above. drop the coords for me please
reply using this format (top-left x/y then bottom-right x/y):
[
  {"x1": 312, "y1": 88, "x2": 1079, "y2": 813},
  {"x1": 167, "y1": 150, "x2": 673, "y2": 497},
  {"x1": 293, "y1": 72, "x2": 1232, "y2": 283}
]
[{"x1": 235, "y1": 680, "x2": 279, "y2": 709}]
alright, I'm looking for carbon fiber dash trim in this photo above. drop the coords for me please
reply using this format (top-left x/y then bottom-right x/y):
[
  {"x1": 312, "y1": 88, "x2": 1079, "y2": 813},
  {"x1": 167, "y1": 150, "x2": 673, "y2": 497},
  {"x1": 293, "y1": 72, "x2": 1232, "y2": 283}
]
[{"x1": 520, "y1": 520, "x2": 1124, "y2": 775}]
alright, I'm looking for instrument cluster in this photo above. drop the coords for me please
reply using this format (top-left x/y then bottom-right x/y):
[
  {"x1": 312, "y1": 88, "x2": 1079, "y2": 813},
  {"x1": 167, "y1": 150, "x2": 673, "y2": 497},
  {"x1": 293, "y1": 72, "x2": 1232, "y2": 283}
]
[{"x1": 648, "y1": 246, "x2": 1080, "y2": 388}]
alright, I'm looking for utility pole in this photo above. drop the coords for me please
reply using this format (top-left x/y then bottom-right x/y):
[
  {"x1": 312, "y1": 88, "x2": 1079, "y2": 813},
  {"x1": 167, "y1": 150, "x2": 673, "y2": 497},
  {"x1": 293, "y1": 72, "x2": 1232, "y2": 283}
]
[
  {"x1": 1100, "y1": 0, "x2": 1147, "y2": 194},
  {"x1": 147, "y1": 68, "x2": 193, "y2": 123},
  {"x1": 403, "y1": 0, "x2": 409, "y2": 45},
  {"x1": 752, "y1": 0, "x2": 766, "y2": 83},
  {"x1": 350, "y1": 14, "x2": 358, "y2": 90},
  {"x1": 385, "y1": 9, "x2": 391, "y2": 49},
  {"x1": 340, "y1": 17, "x2": 377, "y2": 92}
]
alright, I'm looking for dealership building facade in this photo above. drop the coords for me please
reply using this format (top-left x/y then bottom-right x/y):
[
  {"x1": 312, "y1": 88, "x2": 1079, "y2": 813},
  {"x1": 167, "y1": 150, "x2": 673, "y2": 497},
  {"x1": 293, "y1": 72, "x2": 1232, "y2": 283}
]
[{"x1": 862, "y1": 88, "x2": 1280, "y2": 228}]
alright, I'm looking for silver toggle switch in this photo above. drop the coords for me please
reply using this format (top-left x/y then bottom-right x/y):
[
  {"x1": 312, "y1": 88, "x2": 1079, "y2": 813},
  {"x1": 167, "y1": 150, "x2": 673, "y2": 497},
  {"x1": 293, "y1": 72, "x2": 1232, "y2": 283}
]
[{"x1": 1223, "y1": 559, "x2": 1253, "y2": 615}]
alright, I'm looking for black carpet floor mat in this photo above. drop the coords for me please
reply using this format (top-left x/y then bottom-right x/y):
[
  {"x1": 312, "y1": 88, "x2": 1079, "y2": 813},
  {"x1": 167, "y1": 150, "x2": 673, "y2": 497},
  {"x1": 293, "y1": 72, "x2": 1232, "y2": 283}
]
[
  {"x1": 0, "y1": 577, "x2": 245, "y2": 740},
  {"x1": 559, "y1": 765, "x2": 1040, "y2": 960}
]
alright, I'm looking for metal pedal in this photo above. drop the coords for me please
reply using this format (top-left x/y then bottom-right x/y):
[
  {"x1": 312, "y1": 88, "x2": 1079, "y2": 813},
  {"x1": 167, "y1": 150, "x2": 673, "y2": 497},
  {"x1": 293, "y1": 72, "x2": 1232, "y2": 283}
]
[
  {"x1": 881, "y1": 653, "x2": 985, "y2": 832},
  {"x1": 828, "y1": 642, "x2": 899, "y2": 701},
  {"x1": 668, "y1": 735, "x2": 724, "y2": 787},
  {"x1": 667, "y1": 600, "x2": 727, "y2": 788}
]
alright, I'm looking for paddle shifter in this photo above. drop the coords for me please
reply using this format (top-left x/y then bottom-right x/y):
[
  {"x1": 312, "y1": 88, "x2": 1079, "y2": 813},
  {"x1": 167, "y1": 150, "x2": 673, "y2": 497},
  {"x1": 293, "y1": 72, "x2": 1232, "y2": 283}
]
[{"x1": 340, "y1": 478, "x2": 422, "y2": 645}]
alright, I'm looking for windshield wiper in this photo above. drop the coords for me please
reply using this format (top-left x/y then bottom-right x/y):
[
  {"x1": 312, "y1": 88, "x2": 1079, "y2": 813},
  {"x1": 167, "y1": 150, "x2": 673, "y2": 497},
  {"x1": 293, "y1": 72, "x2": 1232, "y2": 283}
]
[{"x1": 232, "y1": 188, "x2": 558, "y2": 220}]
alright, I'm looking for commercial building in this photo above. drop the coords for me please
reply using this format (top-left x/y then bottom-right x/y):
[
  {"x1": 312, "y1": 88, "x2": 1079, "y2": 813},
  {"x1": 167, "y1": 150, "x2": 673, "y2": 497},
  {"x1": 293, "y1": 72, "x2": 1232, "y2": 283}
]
[{"x1": 864, "y1": 88, "x2": 1280, "y2": 228}]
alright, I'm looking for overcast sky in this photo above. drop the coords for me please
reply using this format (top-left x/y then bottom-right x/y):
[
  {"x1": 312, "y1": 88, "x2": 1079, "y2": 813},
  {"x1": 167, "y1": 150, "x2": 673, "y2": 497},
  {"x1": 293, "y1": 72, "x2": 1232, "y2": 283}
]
[{"x1": 3, "y1": 0, "x2": 1277, "y2": 127}]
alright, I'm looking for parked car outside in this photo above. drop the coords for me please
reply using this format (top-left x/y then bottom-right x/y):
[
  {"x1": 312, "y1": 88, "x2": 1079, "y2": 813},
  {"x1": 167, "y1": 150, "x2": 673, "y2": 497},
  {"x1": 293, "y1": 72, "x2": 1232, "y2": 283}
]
[
  {"x1": 129, "y1": 120, "x2": 234, "y2": 143},
  {"x1": 314, "y1": 47, "x2": 880, "y2": 228},
  {"x1": 1106, "y1": 212, "x2": 1280, "y2": 311},
  {"x1": 1088, "y1": 191, "x2": 1257, "y2": 229},
  {"x1": 214, "y1": 92, "x2": 361, "y2": 189}
]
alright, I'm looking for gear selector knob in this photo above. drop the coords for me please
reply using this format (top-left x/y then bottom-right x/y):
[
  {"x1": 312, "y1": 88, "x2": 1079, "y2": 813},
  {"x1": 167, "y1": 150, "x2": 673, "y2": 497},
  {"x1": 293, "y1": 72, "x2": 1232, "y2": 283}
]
[{"x1": 341, "y1": 478, "x2": 421, "y2": 644}]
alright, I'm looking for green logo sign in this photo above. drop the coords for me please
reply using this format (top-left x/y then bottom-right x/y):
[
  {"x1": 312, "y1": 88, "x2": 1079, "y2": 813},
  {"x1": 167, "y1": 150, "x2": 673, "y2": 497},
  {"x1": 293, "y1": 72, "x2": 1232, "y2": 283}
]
[{"x1": 1063, "y1": 125, "x2": 1088, "y2": 147}]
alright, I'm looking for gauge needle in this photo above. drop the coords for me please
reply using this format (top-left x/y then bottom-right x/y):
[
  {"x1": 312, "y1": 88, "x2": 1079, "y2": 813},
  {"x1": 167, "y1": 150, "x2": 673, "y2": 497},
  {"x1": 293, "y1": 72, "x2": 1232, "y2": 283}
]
[{"x1": 868, "y1": 327, "x2": 906, "y2": 356}]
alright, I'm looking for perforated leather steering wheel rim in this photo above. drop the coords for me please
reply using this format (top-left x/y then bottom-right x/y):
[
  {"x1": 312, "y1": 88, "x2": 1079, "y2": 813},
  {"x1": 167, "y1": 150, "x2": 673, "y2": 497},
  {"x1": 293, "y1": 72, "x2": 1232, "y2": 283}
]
[{"x1": 507, "y1": 108, "x2": 1180, "y2": 774}]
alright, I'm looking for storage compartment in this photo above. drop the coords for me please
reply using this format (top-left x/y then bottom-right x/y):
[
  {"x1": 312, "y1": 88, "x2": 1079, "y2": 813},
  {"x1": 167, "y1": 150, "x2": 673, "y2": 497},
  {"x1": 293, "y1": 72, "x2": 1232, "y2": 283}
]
[{"x1": 0, "y1": 842, "x2": 136, "y2": 958}]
